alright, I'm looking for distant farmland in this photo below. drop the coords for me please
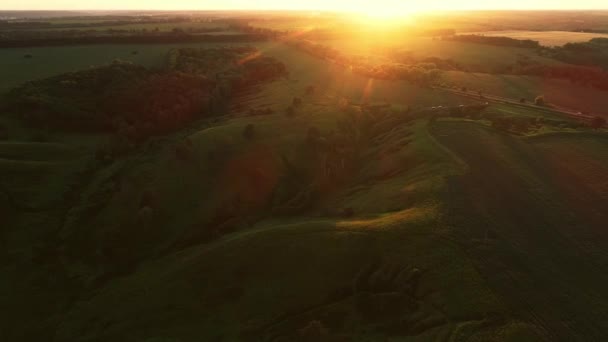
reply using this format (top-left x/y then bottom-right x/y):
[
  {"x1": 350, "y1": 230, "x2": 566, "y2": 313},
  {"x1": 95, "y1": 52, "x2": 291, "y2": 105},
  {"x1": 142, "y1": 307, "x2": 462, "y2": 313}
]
[
  {"x1": 467, "y1": 30, "x2": 608, "y2": 47},
  {"x1": 0, "y1": 42, "x2": 271, "y2": 92},
  {"x1": 323, "y1": 37, "x2": 562, "y2": 72}
]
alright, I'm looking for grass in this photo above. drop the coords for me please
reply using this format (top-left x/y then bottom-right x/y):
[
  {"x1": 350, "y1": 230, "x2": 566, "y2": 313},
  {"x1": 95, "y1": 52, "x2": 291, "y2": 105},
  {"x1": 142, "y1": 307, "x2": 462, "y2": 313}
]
[
  {"x1": 466, "y1": 30, "x2": 608, "y2": 47},
  {"x1": 2, "y1": 35, "x2": 608, "y2": 341},
  {"x1": 431, "y1": 120, "x2": 608, "y2": 340},
  {"x1": 41, "y1": 110, "x2": 518, "y2": 341}
]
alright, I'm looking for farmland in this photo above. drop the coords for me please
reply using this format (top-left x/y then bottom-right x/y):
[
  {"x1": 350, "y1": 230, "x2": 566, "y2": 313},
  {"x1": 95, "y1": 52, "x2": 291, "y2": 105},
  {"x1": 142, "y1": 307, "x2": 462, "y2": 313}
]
[
  {"x1": 466, "y1": 30, "x2": 608, "y2": 46},
  {"x1": 321, "y1": 37, "x2": 562, "y2": 72},
  {"x1": 0, "y1": 42, "x2": 273, "y2": 92},
  {"x1": 443, "y1": 71, "x2": 608, "y2": 117}
]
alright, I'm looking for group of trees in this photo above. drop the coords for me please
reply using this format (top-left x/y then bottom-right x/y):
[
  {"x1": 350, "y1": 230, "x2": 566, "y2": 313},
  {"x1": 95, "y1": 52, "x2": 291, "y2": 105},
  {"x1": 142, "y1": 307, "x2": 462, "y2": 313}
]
[
  {"x1": 4, "y1": 47, "x2": 289, "y2": 159},
  {"x1": 287, "y1": 39, "x2": 443, "y2": 86},
  {"x1": 5, "y1": 61, "x2": 217, "y2": 141},
  {"x1": 169, "y1": 47, "x2": 288, "y2": 89},
  {"x1": 0, "y1": 32, "x2": 268, "y2": 48},
  {"x1": 445, "y1": 34, "x2": 540, "y2": 48},
  {"x1": 541, "y1": 38, "x2": 608, "y2": 69},
  {"x1": 503, "y1": 56, "x2": 608, "y2": 90}
]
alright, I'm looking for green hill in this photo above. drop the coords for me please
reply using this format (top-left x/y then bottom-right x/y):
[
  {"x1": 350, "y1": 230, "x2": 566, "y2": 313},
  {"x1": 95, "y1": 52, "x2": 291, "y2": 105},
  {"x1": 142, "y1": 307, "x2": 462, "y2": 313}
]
[{"x1": 1, "y1": 43, "x2": 608, "y2": 342}]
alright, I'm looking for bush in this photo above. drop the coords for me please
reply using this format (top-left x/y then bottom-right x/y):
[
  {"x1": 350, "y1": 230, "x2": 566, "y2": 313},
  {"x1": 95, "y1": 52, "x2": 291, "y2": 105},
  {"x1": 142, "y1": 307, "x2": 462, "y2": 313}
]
[{"x1": 534, "y1": 95, "x2": 545, "y2": 106}]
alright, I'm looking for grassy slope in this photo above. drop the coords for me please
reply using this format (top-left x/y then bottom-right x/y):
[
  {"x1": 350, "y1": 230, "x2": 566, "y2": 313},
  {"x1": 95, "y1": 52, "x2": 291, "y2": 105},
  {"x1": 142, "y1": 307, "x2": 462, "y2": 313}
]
[
  {"x1": 0, "y1": 73, "x2": 537, "y2": 341},
  {"x1": 2, "y1": 42, "x2": 608, "y2": 341},
  {"x1": 45, "y1": 110, "x2": 525, "y2": 341},
  {"x1": 431, "y1": 120, "x2": 608, "y2": 340}
]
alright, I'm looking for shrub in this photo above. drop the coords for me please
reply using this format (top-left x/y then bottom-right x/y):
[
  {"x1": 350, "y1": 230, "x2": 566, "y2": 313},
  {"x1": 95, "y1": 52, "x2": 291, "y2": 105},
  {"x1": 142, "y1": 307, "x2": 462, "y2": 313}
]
[{"x1": 534, "y1": 95, "x2": 545, "y2": 106}]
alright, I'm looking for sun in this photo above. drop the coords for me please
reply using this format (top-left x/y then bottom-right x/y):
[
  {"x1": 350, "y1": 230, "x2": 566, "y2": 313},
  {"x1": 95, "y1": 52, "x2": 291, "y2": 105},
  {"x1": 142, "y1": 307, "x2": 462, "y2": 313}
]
[
  {"x1": 364, "y1": 7, "x2": 413, "y2": 19},
  {"x1": 347, "y1": 2, "x2": 421, "y2": 26}
]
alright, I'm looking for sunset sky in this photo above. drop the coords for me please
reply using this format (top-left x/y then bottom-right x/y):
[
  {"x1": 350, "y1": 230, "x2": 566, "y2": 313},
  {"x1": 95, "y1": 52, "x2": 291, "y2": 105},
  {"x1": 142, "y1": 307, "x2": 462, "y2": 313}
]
[{"x1": 3, "y1": 0, "x2": 608, "y2": 11}]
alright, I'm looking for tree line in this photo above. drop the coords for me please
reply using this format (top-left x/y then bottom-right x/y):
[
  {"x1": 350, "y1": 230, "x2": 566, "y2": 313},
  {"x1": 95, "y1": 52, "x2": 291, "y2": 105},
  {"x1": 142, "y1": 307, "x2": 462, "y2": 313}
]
[
  {"x1": 444, "y1": 34, "x2": 541, "y2": 48},
  {"x1": 0, "y1": 32, "x2": 269, "y2": 48}
]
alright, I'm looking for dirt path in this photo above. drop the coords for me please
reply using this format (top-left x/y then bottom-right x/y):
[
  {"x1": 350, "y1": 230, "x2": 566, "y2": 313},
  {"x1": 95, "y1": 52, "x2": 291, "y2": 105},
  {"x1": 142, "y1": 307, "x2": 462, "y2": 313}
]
[{"x1": 435, "y1": 86, "x2": 599, "y2": 123}]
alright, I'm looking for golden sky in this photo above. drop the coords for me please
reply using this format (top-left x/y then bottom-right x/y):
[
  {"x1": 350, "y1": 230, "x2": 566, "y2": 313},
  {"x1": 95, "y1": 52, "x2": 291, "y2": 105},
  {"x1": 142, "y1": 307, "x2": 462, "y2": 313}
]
[{"x1": 3, "y1": 0, "x2": 608, "y2": 11}]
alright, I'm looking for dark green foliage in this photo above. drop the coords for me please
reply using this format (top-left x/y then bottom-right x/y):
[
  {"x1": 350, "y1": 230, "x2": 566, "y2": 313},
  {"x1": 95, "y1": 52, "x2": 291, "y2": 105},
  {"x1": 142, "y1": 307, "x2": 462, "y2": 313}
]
[
  {"x1": 446, "y1": 34, "x2": 540, "y2": 48},
  {"x1": 534, "y1": 95, "x2": 545, "y2": 106},
  {"x1": 288, "y1": 39, "x2": 443, "y2": 85},
  {"x1": 542, "y1": 38, "x2": 608, "y2": 70}
]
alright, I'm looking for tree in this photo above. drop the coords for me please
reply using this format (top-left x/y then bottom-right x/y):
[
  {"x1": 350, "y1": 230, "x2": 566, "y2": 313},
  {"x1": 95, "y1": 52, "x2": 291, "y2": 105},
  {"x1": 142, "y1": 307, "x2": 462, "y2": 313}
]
[{"x1": 534, "y1": 95, "x2": 545, "y2": 106}]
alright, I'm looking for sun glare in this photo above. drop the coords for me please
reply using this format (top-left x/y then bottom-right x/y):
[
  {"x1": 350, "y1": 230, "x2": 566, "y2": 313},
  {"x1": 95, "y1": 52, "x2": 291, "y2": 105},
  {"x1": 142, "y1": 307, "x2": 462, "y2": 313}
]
[{"x1": 348, "y1": 3, "x2": 420, "y2": 26}]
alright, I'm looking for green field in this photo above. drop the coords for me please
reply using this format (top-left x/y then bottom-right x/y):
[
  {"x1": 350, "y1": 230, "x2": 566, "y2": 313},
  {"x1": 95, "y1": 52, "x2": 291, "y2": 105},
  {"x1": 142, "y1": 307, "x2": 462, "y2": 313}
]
[
  {"x1": 432, "y1": 120, "x2": 608, "y2": 340},
  {"x1": 16, "y1": 21, "x2": 232, "y2": 32}
]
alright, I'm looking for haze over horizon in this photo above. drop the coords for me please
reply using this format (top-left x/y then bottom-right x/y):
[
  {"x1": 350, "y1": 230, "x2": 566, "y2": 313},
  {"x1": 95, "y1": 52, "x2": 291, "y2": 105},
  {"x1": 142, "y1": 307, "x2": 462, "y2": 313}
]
[{"x1": 3, "y1": 0, "x2": 608, "y2": 12}]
